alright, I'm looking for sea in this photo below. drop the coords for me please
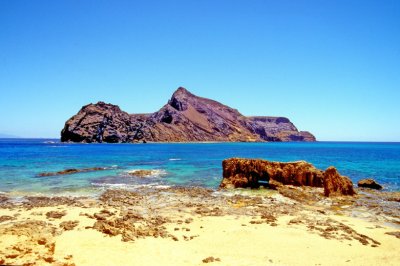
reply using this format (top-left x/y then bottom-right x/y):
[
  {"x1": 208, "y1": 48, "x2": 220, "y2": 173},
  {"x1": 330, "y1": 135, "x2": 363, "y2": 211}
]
[{"x1": 0, "y1": 139, "x2": 399, "y2": 197}]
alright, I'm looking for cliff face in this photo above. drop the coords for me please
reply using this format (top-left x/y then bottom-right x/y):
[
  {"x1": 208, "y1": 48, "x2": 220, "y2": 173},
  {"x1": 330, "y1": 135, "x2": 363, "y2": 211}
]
[
  {"x1": 245, "y1": 116, "x2": 315, "y2": 142},
  {"x1": 61, "y1": 87, "x2": 316, "y2": 143}
]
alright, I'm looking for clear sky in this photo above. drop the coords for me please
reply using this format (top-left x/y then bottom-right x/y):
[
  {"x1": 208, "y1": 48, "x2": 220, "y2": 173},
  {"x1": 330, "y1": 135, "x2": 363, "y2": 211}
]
[{"x1": 0, "y1": 0, "x2": 399, "y2": 141}]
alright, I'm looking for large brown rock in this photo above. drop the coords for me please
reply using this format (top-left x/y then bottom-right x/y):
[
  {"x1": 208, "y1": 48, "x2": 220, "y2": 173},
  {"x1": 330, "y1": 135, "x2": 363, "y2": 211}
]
[
  {"x1": 323, "y1": 167, "x2": 356, "y2": 197},
  {"x1": 61, "y1": 87, "x2": 316, "y2": 143},
  {"x1": 221, "y1": 158, "x2": 324, "y2": 189},
  {"x1": 220, "y1": 158, "x2": 356, "y2": 197}
]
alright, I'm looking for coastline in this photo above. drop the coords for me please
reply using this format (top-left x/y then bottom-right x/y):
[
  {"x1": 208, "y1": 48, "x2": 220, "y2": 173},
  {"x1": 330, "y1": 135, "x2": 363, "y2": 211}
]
[
  {"x1": 1, "y1": 186, "x2": 399, "y2": 265},
  {"x1": 3, "y1": 138, "x2": 400, "y2": 143}
]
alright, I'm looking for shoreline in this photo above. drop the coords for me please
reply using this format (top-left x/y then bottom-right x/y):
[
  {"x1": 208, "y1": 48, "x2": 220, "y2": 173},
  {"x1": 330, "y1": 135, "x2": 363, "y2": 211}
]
[
  {"x1": 4, "y1": 138, "x2": 400, "y2": 144},
  {"x1": 2, "y1": 185, "x2": 400, "y2": 203},
  {"x1": 1, "y1": 186, "x2": 399, "y2": 265}
]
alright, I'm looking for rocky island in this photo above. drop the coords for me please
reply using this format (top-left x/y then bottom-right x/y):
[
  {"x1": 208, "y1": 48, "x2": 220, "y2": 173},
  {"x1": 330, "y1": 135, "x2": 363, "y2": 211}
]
[{"x1": 61, "y1": 87, "x2": 315, "y2": 143}]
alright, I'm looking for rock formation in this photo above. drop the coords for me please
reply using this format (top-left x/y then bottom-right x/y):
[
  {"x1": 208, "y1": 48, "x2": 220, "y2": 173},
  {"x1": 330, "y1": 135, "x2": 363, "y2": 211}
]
[
  {"x1": 61, "y1": 87, "x2": 316, "y2": 143},
  {"x1": 220, "y1": 158, "x2": 356, "y2": 197},
  {"x1": 358, "y1": 179, "x2": 383, "y2": 190},
  {"x1": 221, "y1": 158, "x2": 324, "y2": 189},
  {"x1": 323, "y1": 167, "x2": 356, "y2": 197},
  {"x1": 126, "y1": 170, "x2": 160, "y2": 178}
]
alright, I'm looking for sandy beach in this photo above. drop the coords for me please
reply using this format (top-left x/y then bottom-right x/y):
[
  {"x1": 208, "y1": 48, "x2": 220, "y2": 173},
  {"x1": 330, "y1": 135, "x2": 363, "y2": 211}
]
[{"x1": 1, "y1": 187, "x2": 399, "y2": 266}]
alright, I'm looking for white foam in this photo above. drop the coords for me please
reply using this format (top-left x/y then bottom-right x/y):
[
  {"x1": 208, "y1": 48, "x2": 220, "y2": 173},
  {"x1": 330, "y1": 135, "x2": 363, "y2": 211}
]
[
  {"x1": 169, "y1": 158, "x2": 182, "y2": 161},
  {"x1": 49, "y1": 146, "x2": 68, "y2": 148},
  {"x1": 91, "y1": 182, "x2": 170, "y2": 190},
  {"x1": 133, "y1": 183, "x2": 171, "y2": 189},
  {"x1": 91, "y1": 183, "x2": 131, "y2": 189}
]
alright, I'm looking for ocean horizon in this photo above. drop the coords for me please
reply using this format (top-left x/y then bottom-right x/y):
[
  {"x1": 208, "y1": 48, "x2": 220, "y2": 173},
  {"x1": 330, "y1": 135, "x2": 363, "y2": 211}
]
[{"x1": 1, "y1": 138, "x2": 399, "y2": 196}]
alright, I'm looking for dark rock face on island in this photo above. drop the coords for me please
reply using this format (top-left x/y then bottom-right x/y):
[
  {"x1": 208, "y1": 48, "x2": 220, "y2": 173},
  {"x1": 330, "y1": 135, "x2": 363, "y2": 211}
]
[
  {"x1": 221, "y1": 158, "x2": 356, "y2": 197},
  {"x1": 61, "y1": 87, "x2": 316, "y2": 143}
]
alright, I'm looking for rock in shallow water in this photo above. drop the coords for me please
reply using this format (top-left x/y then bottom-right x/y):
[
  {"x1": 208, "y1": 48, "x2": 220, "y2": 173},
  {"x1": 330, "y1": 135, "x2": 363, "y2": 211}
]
[
  {"x1": 38, "y1": 167, "x2": 107, "y2": 177},
  {"x1": 221, "y1": 158, "x2": 324, "y2": 189},
  {"x1": 358, "y1": 178, "x2": 383, "y2": 190},
  {"x1": 126, "y1": 169, "x2": 164, "y2": 178},
  {"x1": 220, "y1": 158, "x2": 356, "y2": 197}
]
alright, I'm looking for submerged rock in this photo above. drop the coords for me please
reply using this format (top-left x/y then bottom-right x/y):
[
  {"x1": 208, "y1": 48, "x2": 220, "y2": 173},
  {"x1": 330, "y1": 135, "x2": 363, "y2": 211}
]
[
  {"x1": 126, "y1": 169, "x2": 162, "y2": 178},
  {"x1": 358, "y1": 178, "x2": 383, "y2": 190},
  {"x1": 38, "y1": 167, "x2": 107, "y2": 177},
  {"x1": 61, "y1": 87, "x2": 316, "y2": 143},
  {"x1": 220, "y1": 158, "x2": 356, "y2": 197}
]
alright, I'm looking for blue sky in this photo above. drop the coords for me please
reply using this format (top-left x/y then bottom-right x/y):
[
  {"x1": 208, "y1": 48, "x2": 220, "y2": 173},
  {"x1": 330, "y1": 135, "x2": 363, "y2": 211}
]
[{"x1": 0, "y1": 0, "x2": 399, "y2": 141}]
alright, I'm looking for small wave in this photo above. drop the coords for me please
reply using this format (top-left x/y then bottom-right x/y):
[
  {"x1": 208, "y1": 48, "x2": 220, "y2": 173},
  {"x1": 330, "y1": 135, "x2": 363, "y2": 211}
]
[
  {"x1": 91, "y1": 182, "x2": 170, "y2": 190},
  {"x1": 49, "y1": 146, "x2": 68, "y2": 148},
  {"x1": 169, "y1": 158, "x2": 181, "y2": 161},
  {"x1": 44, "y1": 141, "x2": 56, "y2": 144},
  {"x1": 132, "y1": 183, "x2": 171, "y2": 189},
  {"x1": 91, "y1": 183, "x2": 133, "y2": 189}
]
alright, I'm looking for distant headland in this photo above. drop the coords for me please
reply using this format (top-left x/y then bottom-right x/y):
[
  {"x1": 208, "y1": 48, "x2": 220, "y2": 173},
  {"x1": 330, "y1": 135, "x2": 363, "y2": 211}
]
[{"x1": 61, "y1": 87, "x2": 315, "y2": 143}]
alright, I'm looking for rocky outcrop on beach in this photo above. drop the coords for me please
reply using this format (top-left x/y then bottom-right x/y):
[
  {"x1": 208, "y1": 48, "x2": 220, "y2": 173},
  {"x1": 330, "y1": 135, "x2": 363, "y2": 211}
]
[
  {"x1": 358, "y1": 178, "x2": 383, "y2": 190},
  {"x1": 323, "y1": 167, "x2": 356, "y2": 197},
  {"x1": 61, "y1": 87, "x2": 316, "y2": 143},
  {"x1": 221, "y1": 158, "x2": 324, "y2": 188},
  {"x1": 220, "y1": 158, "x2": 356, "y2": 197}
]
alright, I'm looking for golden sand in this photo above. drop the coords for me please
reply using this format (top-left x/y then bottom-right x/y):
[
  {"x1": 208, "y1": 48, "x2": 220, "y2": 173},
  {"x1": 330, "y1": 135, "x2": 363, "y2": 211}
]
[{"x1": 0, "y1": 188, "x2": 399, "y2": 266}]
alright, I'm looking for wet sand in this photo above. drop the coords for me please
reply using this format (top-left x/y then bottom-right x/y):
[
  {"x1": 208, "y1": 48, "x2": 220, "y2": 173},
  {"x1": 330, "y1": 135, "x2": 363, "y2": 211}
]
[{"x1": 0, "y1": 187, "x2": 399, "y2": 266}]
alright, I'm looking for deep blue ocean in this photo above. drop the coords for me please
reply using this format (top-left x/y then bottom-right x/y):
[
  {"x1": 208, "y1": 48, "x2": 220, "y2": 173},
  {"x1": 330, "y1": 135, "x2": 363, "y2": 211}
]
[{"x1": 0, "y1": 139, "x2": 399, "y2": 196}]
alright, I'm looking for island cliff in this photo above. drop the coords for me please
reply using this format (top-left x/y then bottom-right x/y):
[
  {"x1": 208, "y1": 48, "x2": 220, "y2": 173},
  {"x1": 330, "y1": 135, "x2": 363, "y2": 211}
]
[{"x1": 61, "y1": 87, "x2": 316, "y2": 143}]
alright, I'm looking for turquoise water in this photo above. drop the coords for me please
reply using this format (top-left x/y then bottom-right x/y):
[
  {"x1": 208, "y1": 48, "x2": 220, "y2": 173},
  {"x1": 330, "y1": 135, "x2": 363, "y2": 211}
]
[{"x1": 0, "y1": 139, "x2": 399, "y2": 196}]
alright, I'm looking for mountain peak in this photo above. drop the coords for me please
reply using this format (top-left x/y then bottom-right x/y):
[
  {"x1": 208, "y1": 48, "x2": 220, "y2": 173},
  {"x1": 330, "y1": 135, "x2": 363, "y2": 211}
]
[
  {"x1": 175, "y1": 86, "x2": 189, "y2": 93},
  {"x1": 169, "y1": 87, "x2": 195, "y2": 111},
  {"x1": 172, "y1": 87, "x2": 194, "y2": 97}
]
